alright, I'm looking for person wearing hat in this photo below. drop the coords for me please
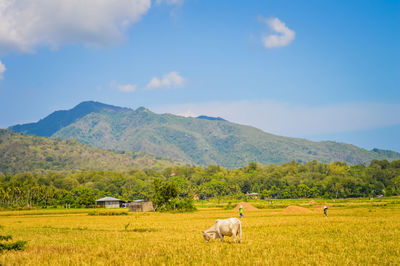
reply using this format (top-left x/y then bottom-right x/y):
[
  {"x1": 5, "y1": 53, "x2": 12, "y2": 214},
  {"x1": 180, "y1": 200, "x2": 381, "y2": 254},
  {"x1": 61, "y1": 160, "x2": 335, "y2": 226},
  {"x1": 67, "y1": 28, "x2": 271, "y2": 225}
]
[
  {"x1": 323, "y1": 205, "x2": 328, "y2": 217},
  {"x1": 239, "y1": 205, "x2": 244, "y2": 218}
]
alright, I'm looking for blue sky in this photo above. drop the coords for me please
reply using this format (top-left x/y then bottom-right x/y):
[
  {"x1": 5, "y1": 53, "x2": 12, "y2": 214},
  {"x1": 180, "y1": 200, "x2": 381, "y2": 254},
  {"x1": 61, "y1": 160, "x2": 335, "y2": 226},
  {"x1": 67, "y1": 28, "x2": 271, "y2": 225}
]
[{"x1": 0, "y1": 0, "x2": 399, "y2": 151}]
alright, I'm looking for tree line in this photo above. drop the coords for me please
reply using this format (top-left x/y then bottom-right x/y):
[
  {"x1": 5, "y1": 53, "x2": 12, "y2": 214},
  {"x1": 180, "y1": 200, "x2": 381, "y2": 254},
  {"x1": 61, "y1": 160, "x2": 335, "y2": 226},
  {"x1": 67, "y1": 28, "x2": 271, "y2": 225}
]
[{"x1": 0, "y1": 159, "x2": 399, "y2": 208}]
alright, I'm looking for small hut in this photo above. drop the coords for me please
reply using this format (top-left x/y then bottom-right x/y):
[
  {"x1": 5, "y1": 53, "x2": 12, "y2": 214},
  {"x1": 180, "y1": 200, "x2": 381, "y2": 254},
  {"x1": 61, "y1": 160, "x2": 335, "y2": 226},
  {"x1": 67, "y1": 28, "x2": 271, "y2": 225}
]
[
  {"x1": 95, "y1": 197, "x2": 126, "y2": 208},
  {"x1": 247, "y1": 192, "x2": 259, "y2": 199},
  {"x1": 129, "y1": 200, "x2": 154, "y2": 212}
]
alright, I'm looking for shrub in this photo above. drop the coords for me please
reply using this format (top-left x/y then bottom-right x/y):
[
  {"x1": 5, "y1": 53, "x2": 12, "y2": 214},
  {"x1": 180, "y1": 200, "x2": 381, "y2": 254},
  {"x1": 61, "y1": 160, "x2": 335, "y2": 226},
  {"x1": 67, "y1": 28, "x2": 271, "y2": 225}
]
[{"x1": 0, "y1": 235, "x2": 27, "y2": 252}]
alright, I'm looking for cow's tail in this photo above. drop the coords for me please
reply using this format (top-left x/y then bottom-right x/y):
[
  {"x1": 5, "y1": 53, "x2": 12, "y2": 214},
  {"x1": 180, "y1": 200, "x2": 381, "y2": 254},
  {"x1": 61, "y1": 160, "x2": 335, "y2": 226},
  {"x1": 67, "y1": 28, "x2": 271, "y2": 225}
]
[{"x1": 238, "y1": 220, "x2": 242, "y2": 243}]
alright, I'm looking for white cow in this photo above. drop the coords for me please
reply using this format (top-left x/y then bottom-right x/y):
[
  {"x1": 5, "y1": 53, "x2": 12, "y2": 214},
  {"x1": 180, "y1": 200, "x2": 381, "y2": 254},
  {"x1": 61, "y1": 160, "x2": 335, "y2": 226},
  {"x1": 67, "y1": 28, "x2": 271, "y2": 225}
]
[{"x1": 202, "y1": 218, "x2": 242, "y2": 243}]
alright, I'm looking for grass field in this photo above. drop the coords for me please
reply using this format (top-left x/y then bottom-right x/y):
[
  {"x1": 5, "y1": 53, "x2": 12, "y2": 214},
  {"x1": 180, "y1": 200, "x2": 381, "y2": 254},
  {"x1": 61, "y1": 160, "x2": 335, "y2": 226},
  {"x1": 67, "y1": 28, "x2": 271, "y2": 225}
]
[{"x1": 1, "y1": 198, "x2": 399, "y2": 265}]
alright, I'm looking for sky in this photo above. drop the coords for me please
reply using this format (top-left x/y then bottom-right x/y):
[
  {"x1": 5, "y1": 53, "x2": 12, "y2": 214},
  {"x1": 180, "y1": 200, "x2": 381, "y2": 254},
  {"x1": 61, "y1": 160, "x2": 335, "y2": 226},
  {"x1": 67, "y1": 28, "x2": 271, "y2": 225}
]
[{"x1": 0, "y1": 0, "x2": 399, "y2": 152}]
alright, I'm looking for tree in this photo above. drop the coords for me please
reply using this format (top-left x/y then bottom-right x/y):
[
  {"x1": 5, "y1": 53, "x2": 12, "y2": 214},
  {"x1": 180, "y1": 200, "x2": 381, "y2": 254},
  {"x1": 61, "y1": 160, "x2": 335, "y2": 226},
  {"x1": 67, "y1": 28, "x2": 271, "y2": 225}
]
[
  {"x1": 309, "y1": 186, "x2": 320, "y2": 198},
  {"x1": 151, "y1": 178, "x2": 195, "y2": 211},
  {"x1": 384, "y1": 185, "x2": 394, "y2": 196},
  {"x1": 296, "y1": 184, "x2": 310, "y2": 198},
  {"x1": 392, "y1": 176, "x2": 400, "y2": 192},
  {"x1": 151, "y1": 178, "x2": 179, "y2": 210},
  {"x1": 72, "y1": 186, "x2": 95, "y2": 208}
]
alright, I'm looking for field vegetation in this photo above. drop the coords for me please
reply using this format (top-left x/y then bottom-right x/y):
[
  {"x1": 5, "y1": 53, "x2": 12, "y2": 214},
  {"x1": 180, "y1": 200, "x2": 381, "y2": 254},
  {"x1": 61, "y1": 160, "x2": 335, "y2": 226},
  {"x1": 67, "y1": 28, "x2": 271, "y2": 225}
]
[{"x1": 0, "y1": 198, "x2": 399, "y2": 265}]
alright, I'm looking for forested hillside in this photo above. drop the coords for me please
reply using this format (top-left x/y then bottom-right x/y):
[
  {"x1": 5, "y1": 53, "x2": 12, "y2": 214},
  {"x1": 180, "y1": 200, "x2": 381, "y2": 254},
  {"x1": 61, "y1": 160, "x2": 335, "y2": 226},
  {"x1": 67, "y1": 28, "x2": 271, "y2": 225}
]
[
  {"x1": 1, "y1": 160, "x2": 399, "y2": 208},
  {"x1": 0, "y1": 129, "x2": 179, "y2": 174},
  {"x1": 10, "y1": 101, "x2": 128, "y2": 137},
  {"x1": 10, "y1": 101, "x2": 400, "y2": 168}
]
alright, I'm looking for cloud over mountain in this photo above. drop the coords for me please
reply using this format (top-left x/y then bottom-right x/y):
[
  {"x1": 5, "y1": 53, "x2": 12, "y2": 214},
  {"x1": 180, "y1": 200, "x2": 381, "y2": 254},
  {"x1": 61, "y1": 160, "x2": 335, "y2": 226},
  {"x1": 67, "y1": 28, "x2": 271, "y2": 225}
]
[{"x1": 145, "y1": 71, "x2": 185, "y2": 90}]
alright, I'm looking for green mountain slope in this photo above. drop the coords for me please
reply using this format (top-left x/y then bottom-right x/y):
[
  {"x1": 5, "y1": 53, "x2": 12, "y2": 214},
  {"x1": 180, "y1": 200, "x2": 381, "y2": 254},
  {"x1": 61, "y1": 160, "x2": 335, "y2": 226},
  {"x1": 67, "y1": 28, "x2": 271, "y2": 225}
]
[
  {"x1": 0, "y1": 129, "x2": 179, "y2": 174},
  {"x1": 10, "y1": 101, "x2": 128, "y2": 137},
  {"x1": 10, "y1": 102, "x2": 400, "y2": 168}
]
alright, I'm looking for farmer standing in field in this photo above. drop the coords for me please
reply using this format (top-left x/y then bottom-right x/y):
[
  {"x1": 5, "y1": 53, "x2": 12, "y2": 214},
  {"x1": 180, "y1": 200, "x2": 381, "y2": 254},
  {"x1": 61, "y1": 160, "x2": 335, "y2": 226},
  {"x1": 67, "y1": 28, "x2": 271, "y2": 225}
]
[
  {"x1": 239, "y1": 205, "x2": 244, "y2": 218},
  {"x1": 323, "y1": 205, "x2": 328, "y2": 217}
]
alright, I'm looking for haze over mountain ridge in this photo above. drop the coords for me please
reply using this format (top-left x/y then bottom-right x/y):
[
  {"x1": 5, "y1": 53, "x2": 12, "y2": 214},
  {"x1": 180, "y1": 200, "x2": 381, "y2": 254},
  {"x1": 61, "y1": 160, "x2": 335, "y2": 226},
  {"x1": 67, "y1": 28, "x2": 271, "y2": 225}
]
[{"x1": 9, "y1": 101, "x2": 400, "y2": 168}]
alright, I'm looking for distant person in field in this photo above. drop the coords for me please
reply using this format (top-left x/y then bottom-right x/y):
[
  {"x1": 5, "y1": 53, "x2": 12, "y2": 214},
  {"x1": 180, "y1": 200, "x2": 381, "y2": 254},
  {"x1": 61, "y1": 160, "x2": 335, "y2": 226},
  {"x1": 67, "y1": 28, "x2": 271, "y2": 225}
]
[
  {"x1": 239, "y1": 205, "x2": 244, "y2": 218},
  {"x1": 323, "y1": 205, "x2": 328, "y2": 217}
]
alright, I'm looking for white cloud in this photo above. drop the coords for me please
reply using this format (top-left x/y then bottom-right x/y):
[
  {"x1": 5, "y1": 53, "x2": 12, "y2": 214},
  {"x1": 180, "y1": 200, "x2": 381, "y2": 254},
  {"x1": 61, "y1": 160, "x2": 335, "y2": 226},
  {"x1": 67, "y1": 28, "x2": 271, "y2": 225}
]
[
  {"x1": 152, "y1": 100, "x2": 400, "y2": 137},
  {"x1": 0, "y1": 0, "x2": 151, "y2": 54},
  {"x1": 145, "y1": 71, "x2": 185, "y2": 90},
  {"x1": 260, "y1": 17, "x2": 295, "y2": 48},
  {"x1": 0, "y1": 60, "x2": 5, "y2": 79},
  {"x1": 118, "y1": 84, "x2": 137, "y2": 92}
]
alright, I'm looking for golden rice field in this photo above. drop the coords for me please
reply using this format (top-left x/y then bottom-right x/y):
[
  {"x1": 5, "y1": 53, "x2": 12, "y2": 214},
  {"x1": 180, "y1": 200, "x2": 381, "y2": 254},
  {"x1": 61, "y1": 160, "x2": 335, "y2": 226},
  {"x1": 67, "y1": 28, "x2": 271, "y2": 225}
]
[{"x1": 1, "y1": 198, "x2": 399, "y2": 265}]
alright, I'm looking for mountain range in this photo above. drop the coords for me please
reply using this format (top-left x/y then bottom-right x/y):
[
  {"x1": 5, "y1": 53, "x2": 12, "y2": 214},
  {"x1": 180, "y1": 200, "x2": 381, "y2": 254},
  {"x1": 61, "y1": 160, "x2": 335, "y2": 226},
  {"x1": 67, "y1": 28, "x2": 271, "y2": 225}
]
[{"x1": 9, "y1": 101, "x2": 400, "y2": 168}]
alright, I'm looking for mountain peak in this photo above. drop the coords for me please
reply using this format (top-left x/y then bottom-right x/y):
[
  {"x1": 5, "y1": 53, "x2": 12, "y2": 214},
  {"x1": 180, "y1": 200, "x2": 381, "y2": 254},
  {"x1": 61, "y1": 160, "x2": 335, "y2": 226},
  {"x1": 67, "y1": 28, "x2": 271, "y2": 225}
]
[
  {"x1": 10, "y1": 101, "x2": 129, "y2": 137},
  {"x1": 74, "y1": 101, "x2": 129, "y2": 112},
  {"x1": 136, "y1": 106, "x2": 150, "y2": 112},
  {"x1": 76, "y1": 100, "x2": 98, "y2": 106},
  {"x1": 196, "y1": 115, "x2": 227, "y2": 122}
]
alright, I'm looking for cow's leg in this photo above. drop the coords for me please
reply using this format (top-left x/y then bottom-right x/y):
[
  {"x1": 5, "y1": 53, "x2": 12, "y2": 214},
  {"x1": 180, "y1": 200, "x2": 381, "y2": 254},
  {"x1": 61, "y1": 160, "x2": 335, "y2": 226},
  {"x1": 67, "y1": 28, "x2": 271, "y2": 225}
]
[
  {"x1": 216, "y1": 227, "x2": 224, "y2": 242},
  {"x1": 232, "y1": 229, "x2": 237, "y2": 243},
  {"x1": 238, "y1": 222, "x2": 242, "y2": 243}
]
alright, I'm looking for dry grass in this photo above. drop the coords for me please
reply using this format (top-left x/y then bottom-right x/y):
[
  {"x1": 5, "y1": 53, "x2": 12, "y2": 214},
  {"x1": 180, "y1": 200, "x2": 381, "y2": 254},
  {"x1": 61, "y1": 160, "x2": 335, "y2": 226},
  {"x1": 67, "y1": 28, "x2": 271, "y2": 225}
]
[
  {"x1": 282, "y1": 205, "x2": 313, "y2": 214},
  {"x1": 233, "y1": 202, "x2": 258, "y2": 211},
  {"x1": 0, "y1": 200, "x2": 399, "y2": 265}
]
